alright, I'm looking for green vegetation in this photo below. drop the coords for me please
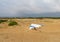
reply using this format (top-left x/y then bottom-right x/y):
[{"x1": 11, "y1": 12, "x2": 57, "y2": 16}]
[
  {"x1": 0, "y1": 17, "x2": 60, "y2": 19},
  {"x1": 8, "y1": 21, "x2": 18, "y2": 26},
  {"x1": 0, "y1": 20, "x2": 8, "y2": 23},
  {"x1": 0, "y1": 19, "x2": 18, "y2": 26}
]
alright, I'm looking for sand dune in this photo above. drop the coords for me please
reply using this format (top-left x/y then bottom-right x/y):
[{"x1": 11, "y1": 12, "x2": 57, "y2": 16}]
[{"x1": 0, "y1": 19, "x2": 60, "y2": 42}]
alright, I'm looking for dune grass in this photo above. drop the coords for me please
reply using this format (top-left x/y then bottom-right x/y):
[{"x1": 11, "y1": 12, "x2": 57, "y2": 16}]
[
  {"x1": 0, "y1": 20, "x2": 8, "y2": 23},
  {"x1": 8, "y1": 20, "x2": 18, "y2": 26}
]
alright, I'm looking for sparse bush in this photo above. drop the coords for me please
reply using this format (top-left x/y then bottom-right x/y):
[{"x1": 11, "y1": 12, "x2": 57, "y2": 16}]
[
  {"x1": 8, "y1": 21, "x2": 18, "y2": 26},
  {"x1": 0, "y1": 20, "x2": 8, "y2": 23}
]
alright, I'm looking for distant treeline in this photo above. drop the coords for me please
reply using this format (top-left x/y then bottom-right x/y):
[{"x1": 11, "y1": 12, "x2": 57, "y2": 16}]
[{"x1": 0, "y1": 17, "x2": 60, "y2": 19}]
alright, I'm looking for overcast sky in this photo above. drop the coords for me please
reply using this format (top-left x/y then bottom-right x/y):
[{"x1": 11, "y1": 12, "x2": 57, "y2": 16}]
[{"x1": 0, "y1": 0, "x2": 60, "y2": 17}]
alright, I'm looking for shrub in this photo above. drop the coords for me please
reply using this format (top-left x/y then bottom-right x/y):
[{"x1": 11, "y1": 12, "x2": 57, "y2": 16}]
[
  {"x1": 0, "y1": 20, "x2": 8, "y2": 23},
  {"x1": 8, "y1": 21, "x2": 18, "y2": 26}
]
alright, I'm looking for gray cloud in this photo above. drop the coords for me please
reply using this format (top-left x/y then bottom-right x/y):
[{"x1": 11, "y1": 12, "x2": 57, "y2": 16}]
[{"x1": 0, "y1": 0, "x2": 60, "y2": 17}]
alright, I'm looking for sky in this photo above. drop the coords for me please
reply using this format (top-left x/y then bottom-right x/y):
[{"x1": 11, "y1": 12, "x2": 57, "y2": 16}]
[{"x1": 0, "y1": 0, "x2": 60, "y2": 17}]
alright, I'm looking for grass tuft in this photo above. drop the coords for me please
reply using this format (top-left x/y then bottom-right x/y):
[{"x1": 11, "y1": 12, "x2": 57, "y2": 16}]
[
  {"x1": 8, "y1": 21, "x2": 18, "y2": 26},
  {"x1": 0, "y1": 20, "x2": 8, "y2": 23}
]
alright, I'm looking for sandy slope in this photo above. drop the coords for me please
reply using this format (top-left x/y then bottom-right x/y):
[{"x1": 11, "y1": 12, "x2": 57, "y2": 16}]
[{"x1": 0, "y1": 19, "x2": 60, "y2": 42}]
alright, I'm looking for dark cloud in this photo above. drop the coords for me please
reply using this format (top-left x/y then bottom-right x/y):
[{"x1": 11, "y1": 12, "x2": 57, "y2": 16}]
[{"x1": 0, "y1": 0, "x2": 60, "y2": 17}]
